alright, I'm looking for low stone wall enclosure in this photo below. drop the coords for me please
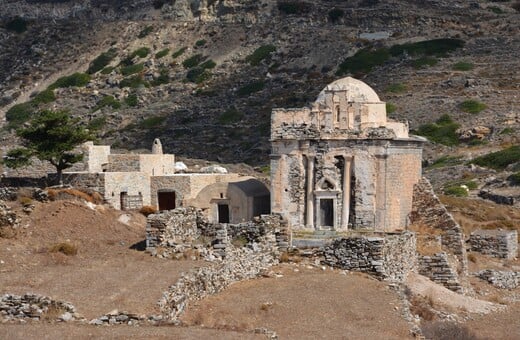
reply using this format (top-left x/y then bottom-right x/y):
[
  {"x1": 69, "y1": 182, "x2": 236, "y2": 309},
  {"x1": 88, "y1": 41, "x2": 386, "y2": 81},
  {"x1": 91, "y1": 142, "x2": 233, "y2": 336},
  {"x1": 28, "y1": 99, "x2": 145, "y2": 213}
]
[{"x1": 469, "y1": 229, "x2": 518, "y2": 260}]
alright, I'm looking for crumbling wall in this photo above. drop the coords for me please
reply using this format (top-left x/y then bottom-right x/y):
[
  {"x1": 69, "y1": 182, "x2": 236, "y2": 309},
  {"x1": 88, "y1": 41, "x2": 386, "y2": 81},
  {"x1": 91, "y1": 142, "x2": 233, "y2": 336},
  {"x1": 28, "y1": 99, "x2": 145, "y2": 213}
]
[
  {"x1": 478, "y1": 270, "x2": 520, "y2": 289},
  {"x1": 418, "y1": 253, "x2": 463, "y2": 292},
  {"x1": 411, "y1": 177, "x2": 467, "y2": 274},
  {"x1": 469, "y1": 229, "x2": 518, "y2": 259},
  {"x1": 322, "y1": 231, "x2": 417, "y2": 281},
  {"x1": 0, "y1": 293, "x2": 80, "y2": 322}
]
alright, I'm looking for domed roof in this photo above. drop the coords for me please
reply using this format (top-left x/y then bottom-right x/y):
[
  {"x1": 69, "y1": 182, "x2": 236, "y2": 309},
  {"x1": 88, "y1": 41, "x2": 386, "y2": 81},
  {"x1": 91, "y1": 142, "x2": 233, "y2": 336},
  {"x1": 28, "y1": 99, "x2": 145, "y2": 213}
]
[{"x1": 315, "y1": 77, "x2": 381, "y2": 104}]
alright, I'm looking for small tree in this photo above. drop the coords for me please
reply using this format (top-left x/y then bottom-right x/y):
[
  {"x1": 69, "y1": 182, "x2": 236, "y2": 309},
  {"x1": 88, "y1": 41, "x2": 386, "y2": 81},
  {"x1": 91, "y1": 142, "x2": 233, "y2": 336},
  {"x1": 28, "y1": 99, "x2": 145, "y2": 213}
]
[{"x1": 3, "y1": 110, "x2": 93, "y2": 185}]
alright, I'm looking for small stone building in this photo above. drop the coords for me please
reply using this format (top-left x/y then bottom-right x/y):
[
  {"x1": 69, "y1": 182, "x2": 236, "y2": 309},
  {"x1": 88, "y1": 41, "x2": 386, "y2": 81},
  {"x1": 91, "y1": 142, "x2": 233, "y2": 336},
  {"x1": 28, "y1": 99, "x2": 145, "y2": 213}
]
[{"x1": 270, "y1": 77, "x2": 424, "y2": 232}]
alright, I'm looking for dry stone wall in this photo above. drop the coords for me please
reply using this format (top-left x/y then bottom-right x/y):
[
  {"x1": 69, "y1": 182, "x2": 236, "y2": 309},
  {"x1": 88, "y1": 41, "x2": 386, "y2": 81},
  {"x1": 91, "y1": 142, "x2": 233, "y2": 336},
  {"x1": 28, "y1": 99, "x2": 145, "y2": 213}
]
[
  {"x1": 0, "y1": 294, "x2": 80, "y2": 322},
  {"x1": 322, "y1": 231, "x2": 417, "y2": 281},
  {"x1": 477, "y1": 270, "x2": 520, "y2": 289},
  {"x1": 469, "y1": 229, "x2": 518, "y2": 260},
  {"x1": 418, "y1": 252, "x2": 463, "y2": 292}
]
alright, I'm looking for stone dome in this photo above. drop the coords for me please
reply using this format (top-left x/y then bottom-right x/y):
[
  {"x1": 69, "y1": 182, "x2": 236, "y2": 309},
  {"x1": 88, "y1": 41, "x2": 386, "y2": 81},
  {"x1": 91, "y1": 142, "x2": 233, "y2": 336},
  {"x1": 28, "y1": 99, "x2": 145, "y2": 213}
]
[{"x1": 315, "y1": 77, "x2": 381, "y2": 104}]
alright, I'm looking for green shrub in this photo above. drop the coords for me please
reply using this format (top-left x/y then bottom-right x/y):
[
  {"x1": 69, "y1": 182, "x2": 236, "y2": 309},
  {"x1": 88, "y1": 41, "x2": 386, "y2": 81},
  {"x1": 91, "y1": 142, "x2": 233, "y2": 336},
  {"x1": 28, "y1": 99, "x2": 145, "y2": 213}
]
[
  {"x1": 87, "y1": 116, "x2": 107, "y2": 130},
  {"x1": 155, "y1": 48, "x2": 170, "y2": 59},
  {"x1": 101, "y1": 66, "x2": 116, "y2": 74},
  {"x1": 186, "y1": 68, "x2": 211, "y2": 83},
  {"x1": 386, "y1": 103, "x2": 397, "y2": 113},
  {"x1": 5, "y1": 17, "x2": 28, "y2": 33},
  {"x1": 412, "y1": 56, "x2": 438, "y2": 69},
  {"x1": 49, "y1": 73, "x2": 91, "y2": 90},
  {"x1": 93, "y1": 95, "x2": 121, "y2": 111},
  {"x1": 470, "y1": 145, "x2": 520, "y2": 170},
  {"x1": 121, "y1": 63, "x2": 145, "y2": 76},
  {"x1": 389, "y1": 38, "x2": 465, "y2": 57},
  {"x1": 172, "y1": 47, "x2": 187, "y2": 58},
  {"x1": 386, "y1": 83, "x2": 407, "y2": 93},
  {"x1": 119, "y1": 75, "x2": 149, "y2": 88},
  {"x1": 336, "y1": 47, "x2": 390, "y2": 75},
  {"x1": 138, "y1": 25, "x2": 153, "y2": 39},
  {"x1": 508, "y1": 172, "x2": 520, "y2": 186},
  {"x1": 195, "y1": 39, "x2": 207, "y2": 47},
  {"x1": 426, "y1": 155, "x2": 463, "y2": 169},
  {"x1": 415, "y1": 114, "x2": 460, "y2": 146},
  {"x1": 219, "y1": 107, "x2": 244, "y2": 124},
  {"x1": 444, "y1": 185, "x2": 469, "y2": 197},
  {"x1": 199, "y1": 60, "x2": 216, "y2": 69},
  {"x1": 277, "y1": 1, "x2": 311, "y2": 14},
  {"x1": 490, "y1": 6, "x2": 504, "y2": 14},
  {"x1": 87, "y1": 48, "x2": 118, "y2": 74},
  {"x1": 246, "y1": 45, "x2": 276, "y2": 66},
  {"x1": 131, "y1": 47, "x2": 151, "y2": 58},
  {"x1": 151, "y1": 68, "x2": 170, "y2": 86},
  {"x1": 182, "y1": 54, "x2": 206, "y2": 68},
  {"x1": 459, "y1": 99, "x2": 486, "y2": 114},
  {"x1": 32, "y1": 89, "x2": 55, "y2": 104},
  {"x1": 140, "y1": 115, "x2": 167, "y2": 129},
  {"x1": 328, "y1": 8, "x2": 344, "y2": 23},
  {"x1": 500, "y1": 127, "x2": 515, "y2": 135},
  {"x1": 125, "y1": 93, "x2": 138, "y2": 107},
  {"x1": 452, "y1": 61, "x2": 474, "y2": 71},
  {"x1": 5, "y1": 102, "x2": 36, "y2": 128},
  {"x1": 237, "y1": 81, "x2": 265, "y2": 96}
]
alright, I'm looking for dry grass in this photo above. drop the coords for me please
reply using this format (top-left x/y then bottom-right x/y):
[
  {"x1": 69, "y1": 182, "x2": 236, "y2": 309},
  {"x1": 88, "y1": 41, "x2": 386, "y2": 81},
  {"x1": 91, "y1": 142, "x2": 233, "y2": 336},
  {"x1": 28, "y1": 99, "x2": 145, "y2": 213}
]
[
  {"x1": 0, "y1": 226, "x2": 16, "y2": 239},
  {"x1": 408, "y1": 223, "x2": 443, "y2": 236},
  {"x1": 467, "y1": 253, "x2": 478, "y2": 263},
  {"x1": 40, "y1": 304, "x2": 68, "y2": 322},
  {"x1": 139, "y1": 205, "x2": 157, "y2": 216},
  {"x1": 416, "y1": 235, "x2": 443, "y2": 256},
  {"x1": 47, "y1": 188, "x2": 103, "y2": 204},
  {"x1": 49, "y1": 242, "x2": 78, "y2": 256},
  {"x1": 18, "y1": 196, "x2": 34, "y2": 207},
  {"x1": 279, "y1": 249, "x2": 302, "y2": 263},
  {"x1": 421, "y1": 321, "x2": 481, "y2": 340}
]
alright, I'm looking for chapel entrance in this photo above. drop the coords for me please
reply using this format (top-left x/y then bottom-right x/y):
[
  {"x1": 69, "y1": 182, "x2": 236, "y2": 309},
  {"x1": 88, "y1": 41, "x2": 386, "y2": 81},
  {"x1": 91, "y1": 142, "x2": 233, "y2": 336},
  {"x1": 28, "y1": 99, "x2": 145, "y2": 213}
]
[
  {"x1": 158, "y1": 191, "x2": 176, "y2": 211},
  {"x1": 319, "y1": 198, "x2": 334, "y2": 229},
  {"x1": 218, "y1": 204, "x2": 230, "y2": 223}
]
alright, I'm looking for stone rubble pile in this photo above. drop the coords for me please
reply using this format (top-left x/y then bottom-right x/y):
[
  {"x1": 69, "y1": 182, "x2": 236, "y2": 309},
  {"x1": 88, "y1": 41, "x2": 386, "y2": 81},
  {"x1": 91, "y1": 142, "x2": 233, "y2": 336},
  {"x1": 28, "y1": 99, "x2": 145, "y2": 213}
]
[
  {"x1": 477, "y1": 270, "x2": 520, "y2": 289},
  {"x1": 89, "y1": 310, "x2": 148, "y2": 326},
  {"x1": 0, "y1": 294, "x2": 80, "y2": 322},
  {"x1": 159, "y1": 244, "x2": 279, "y2": 321}
]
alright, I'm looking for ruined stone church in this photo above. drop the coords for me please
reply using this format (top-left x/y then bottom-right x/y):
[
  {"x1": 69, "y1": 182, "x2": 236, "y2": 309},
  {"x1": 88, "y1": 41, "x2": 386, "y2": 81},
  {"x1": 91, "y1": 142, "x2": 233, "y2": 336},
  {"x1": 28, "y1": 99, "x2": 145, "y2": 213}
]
[{"x1": 270, "y1": 77, "x2": 424, "y2": 232}]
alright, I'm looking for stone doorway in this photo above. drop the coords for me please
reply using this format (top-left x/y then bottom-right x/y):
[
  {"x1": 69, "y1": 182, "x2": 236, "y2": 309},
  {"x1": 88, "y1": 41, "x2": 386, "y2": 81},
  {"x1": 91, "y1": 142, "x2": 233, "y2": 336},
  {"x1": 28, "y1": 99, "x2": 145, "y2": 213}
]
[
  {"x1": 319, "y1": 198, "x2": 334, "y2": 229},
  {"x1": 158, "y1": 191, "x2": 176, "y2": 211},
  {"x1": 218, "y1": 204, "x2": 230, "y2": 223}
]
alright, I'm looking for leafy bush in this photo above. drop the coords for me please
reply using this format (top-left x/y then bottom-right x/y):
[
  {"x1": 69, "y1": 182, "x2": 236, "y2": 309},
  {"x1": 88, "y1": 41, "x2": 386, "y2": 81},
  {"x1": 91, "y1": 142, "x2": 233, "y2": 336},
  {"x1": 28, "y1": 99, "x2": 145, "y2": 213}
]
[
  {"x1": 49, "y1": 242, "x2": 78, "y2": 256},
  {"x1": 459, "y1": 99, "x2": 486, "y2": 114},
  {"x1": 125, "y1": 93, "x2": 138, "y2": 107},
  {"x1": 131, "y1": 47, "x2": 151, "y2": 58},
  {"x1": 500, "y1": 127, "x2": 514, "y2": 135},
  {"x1": 237, "y1": 81, "x2": 265, "y2": 96},
  {"x1": 389, "y1": 38, "x2": 464, "y2": 57},
  {"x1": 87, "y1": 48, "x2": 117, "y2": 74},
  {"x1": 336, "y1": 47, "x2": 390, "y2": 75},
  {"x1": 195, "y1": 39, "x2": 207, "y2": 47},
  {"x1": 121, "y1": 63, "x2": 144, "y2": 76},
  {"x1": 172, "y1": 47, "x2": 187, "y2": 58},
  {"x1": 508, "y1": 172, "x2": 520, "y2": 186},
  {"x1": 5, "y1": 102, "x2": 36, "y2": 128},
  {"x1": 151, "y1": 68, "x2": 170, "y2": 86},
  {"x1": 452, "y1": 61, "x2": 474, "y2": 71},
  {"x1": 412, "y1": 56, "x2": 438, "y2": 69},
  {"x1": 490, "y1": 6, "x2": 504, "y2": 14},
  {"x1": 100, "y1": 66, "x2": 115, "y2": 74},
  {"x1": 32, "y1": 89, "x2": 56, "y2": 104},
  {"x1": 87, "y1": 116, "x2": 107, "y2": 130},
  {"x1": 386, "y1": 83, "x2": 407, "y2": 93},
  {"x1": 426, "y1": 155, "x2": 462, "y2": 169},
  {"x1": 182, "y1": 54, "x2": 206, "y2": 68},
  {"x1": 328, "y1": 8, "x2": 344, "y2": 23},
  {"x1": 138, "y1": 25, "x2": 153, "y2": 38},
  {"x1": 49, "y1": 73, "x2": 91, "y2": 90},
  {"x1": 415, "y1": 114, "x2": 460, "y2": 146},
  {"x1": 219, "y1": 107, "x2": 244, "y2": 124},
  {"x1": 444, "y1": 185, "x2": 468, "y2": 197},
  {"x1": 386, "y1": 103, "x2": 397, "y2": 113},
  {"x1": 140, "y1": 115, "x2": 167, "y2": 129},
  {"x1": 185, "y1": 59, "x2": 215, "y2": 83},
  {"x1": 5, "y1": 17, "x2": 28, "y2": 33},
  {"x1": 119, "y1": 75, "x2": 149, "y2": 88},
  {"x1": 93, "y1": 95, "x2": 121, "y2": 111},
  {"x1": 246, "y1": 45, "x2": 276, "y2": 66},
  {"x1": 155, "y1": 48, "x2": 170, "y2": 59},
  {"x1": 470, "y1": 145, "x2": 520, "y2": 170},
  {"x1": 277, "y1": 1, "x2": 311, "y2": 14}
]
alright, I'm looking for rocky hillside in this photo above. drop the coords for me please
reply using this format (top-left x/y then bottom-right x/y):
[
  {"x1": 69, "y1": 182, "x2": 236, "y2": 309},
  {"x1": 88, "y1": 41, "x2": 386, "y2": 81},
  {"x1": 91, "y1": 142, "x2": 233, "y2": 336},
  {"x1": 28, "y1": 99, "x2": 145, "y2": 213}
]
[{"x1": 0, "y1": 1, "x2": 518, "y2": 178}]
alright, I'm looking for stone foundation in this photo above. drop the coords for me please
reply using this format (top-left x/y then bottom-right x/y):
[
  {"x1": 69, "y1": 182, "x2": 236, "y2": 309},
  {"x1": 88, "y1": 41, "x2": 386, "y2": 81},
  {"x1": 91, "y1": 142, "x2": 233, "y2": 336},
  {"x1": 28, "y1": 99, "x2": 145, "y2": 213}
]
[
  {"x1": 469, "y1": 229, "x2": 518, "y2": 259},
  {"x1": 322, "y1": 231, "x2": 417, "y2": 281}
]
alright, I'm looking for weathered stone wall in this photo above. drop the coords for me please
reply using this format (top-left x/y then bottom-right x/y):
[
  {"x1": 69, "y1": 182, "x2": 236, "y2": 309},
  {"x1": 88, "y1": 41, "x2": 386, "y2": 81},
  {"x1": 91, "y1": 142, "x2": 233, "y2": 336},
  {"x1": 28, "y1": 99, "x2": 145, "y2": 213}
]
[
  {"x1": 477, "y1": 270, "x2": 520, "y2": 289},
  {"x1": 411, "y1": 177, "x2": 468, "y2": 274},
  {"x1": 107, "y1": 155, "x2": 141, "y2": 172},
  {"x1": 479, "y1": 190, "x2": 516, "y2": 206},
  {"x1": 418, "y1": 252, "x2": 463, "y2": 292},
  {"x1": 61, "y1": 173, "x2": 106, "y2": 195},
  {"x1": 159, "y1": 244, "x2": 279, "y2": 321},
  {"x1": 0, "y1": 293, "x2": 80, "y2": 322},
  {"x1": 103, "y1": 172, "x2": 150, "y2": 210},
  {"x1": 469, "y1": 229, "x2": 518, "y2": 259},
  {"x1": 322, "y1": 231, "x2": 417, "y2": 281}
]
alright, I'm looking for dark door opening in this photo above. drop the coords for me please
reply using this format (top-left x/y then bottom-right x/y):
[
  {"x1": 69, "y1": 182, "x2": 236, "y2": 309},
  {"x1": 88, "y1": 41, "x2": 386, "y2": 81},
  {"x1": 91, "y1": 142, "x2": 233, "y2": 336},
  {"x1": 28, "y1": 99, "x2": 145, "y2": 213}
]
[
  {"x1": 218, "y1": 204, "x2": 230, "y2": 223},
  {"x1": 120, "y1": 192, "x2": 128, "y2": 210},
  {"x1": 320, "y1": 199, "x2": 334, "y2": 228},
  {"x1": 158, "y1": 191, "x2": 176, "y2": 211}
]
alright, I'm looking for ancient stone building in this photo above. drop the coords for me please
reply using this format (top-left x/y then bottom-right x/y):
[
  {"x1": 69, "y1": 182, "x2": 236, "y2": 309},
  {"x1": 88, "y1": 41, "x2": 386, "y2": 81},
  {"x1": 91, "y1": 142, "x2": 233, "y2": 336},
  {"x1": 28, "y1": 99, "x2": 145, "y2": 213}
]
[{"x1": 270, "y1": 77, "x2": 424, "y2": 232}]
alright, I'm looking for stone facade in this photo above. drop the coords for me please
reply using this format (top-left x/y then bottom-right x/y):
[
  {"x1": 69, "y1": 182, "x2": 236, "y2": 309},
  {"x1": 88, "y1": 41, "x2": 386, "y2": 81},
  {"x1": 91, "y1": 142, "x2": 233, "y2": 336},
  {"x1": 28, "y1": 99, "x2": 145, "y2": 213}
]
[
  {"x1": 322, "y1": 231, "x2": 417, "y2": 281},
  {"x1": 469, "y1": 229, "x2": 518, "y2": 259},
  {"x1": 271, "y1": 77, "x2": 423, "y2": 232}
]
